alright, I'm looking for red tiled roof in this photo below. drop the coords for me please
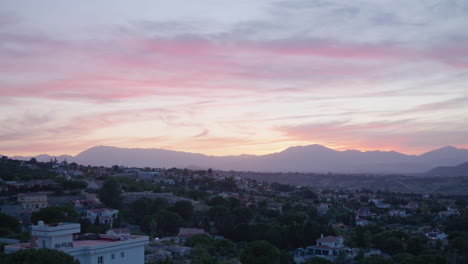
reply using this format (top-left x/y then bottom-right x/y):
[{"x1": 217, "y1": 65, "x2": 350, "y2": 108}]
[
  {"x1": 317, "y1": 236, "x2": 341, "y2": 243},
  {"x1": 88, "y1": 208, "x2": 117, "y2": 213},
  {"x1": 178, "y1": 228, "x2": 207, "y2": 237},
  {"x1": 310, "y1": 245, "x2": 345, "y2": 250}
]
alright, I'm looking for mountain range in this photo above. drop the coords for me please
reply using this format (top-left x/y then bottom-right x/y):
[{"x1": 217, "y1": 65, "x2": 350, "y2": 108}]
[
  {"x1": 426, "y1": 161, "x2": 468, "y2": 176},
  {"x1": 5, "y1": 145, "x2": 468, "y2": 174}
]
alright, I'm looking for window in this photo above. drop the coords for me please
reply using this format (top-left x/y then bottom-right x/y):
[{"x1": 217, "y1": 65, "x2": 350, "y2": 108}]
[
  {"x1": 98, "y1": 256, "x2": 103, "y2": 264},
  {"x1": 121, "y1": 252, "x2": 125, "y2": 258},
  {"x1": 111, "y1": 254, "x2": 115, "y2": 260}
]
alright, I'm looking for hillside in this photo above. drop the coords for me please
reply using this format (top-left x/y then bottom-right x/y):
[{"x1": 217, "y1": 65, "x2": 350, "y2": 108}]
[{"x1": 426, "y1": 161, "x2": 468, "y2": 176}]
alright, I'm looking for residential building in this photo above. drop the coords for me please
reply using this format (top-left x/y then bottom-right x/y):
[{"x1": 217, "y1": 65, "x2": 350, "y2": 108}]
[
  {"x1": 355, "y1": 217, "x2": 369, "y2": 226},
  {"x1": 376, "y1": 203, "x2": 390, "y2": 209},
  {"x1": 403, "y1": 201, "x2": 419, "y2": 210},
  {"x1": 318, "y1": 203, "x2": 329, "y2": 215},
  {"x1": 17, "y1": 192, "x2": 48, "y2": 212},
  {"x1": 306, "y1": 235, "x2": 345, "y2": 257},
  {"x1": 389, "y1": 210, "x2": 406, "y2": 217},
  {"x1": 4, "y1": 221, "x2": 148, "y2": 264},
  {"x1": 86, "y1": 208, "x2": 119, "y2": 227},
  {"x1": 177, "y1": 228, "x2": 208, "y2": 244},
  {"x1": 357, "y1": 208, "x2": 375, "y2": 218}
]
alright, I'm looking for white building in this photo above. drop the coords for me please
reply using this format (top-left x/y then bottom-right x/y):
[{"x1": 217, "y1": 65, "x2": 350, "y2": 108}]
[
  {"x1": 355, "y1": 217, "x2": 369, "y2": 226},
  {"x1": 376, "y1": 203, "x2": 390, "y2": 209},
  {"x1": 306, "y1": 235, "x2": 345, "y2": 257},
  {"x1": 86, "y1": 208, "x2": 119, "y2": 227},
  {"x1": 5, "y1": 221, "x2": 148, "y2": 264},
  {"x1": 318, "y1": 203, "x2": 329, "y2": 215},
  {"x1": 389, "y1": 210, "x2": 406, "y2": 217}
]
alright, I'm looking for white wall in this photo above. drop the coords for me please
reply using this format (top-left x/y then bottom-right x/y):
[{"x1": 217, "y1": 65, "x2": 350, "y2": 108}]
[{"x1": 73, "y1": 245, "x2": 144, "y2": 264}]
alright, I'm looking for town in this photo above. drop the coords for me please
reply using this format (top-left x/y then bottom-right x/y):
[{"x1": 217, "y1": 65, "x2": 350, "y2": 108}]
[{"x1": 0, "y1": 156, "x2": 466, "y2": 264}]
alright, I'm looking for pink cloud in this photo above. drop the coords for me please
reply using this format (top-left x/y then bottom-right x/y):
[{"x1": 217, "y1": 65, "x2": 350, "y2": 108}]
[{"x1": 2, "y1": 29, "x2": 466, "y2": 103}]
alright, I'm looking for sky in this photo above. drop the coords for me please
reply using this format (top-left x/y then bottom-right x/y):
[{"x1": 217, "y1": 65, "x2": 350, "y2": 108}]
[{"x1": 1, "y1": 0, "x2": 467, "y2": 157}]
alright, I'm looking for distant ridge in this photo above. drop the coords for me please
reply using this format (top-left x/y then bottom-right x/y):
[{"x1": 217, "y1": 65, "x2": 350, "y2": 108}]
[
  {"x1": 426, "y1": 161, "x2": 468, "y2": 176},
  {"x1": 5, "y1": 144, "x2": 468, "y2": 174}
]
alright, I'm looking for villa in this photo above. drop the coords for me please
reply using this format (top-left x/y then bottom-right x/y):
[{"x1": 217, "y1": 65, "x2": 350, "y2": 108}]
[{"x1": 4, "y1": 221, "x2": 148, "y2": 264}]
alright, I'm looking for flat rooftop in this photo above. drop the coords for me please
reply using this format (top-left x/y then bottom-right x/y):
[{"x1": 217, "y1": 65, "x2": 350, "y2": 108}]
[{"x1": 6, "y1": 235, "x2": 147, "y2": 250}]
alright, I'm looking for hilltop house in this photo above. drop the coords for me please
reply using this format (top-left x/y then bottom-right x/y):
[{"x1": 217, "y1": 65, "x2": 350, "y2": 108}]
[
  {"x1": 306, "y1": 235, "x2": 346, "y2": 257},
  {"x1": 86, "y1": 208, "x2": 119, "y2": 227},
  {"x1": 389, "y1": 210, "x2": 406, "y2": 217}
]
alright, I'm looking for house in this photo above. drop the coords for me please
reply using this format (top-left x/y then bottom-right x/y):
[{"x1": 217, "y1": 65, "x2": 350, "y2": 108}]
[
  {"x1": 306, "y1": 235, "x2": 345, "y2": 257},
  {"x1": 355, "y1": 217, "x2": 369, "y2": 226},
  {"x1": 177, "y1": 228, "x2": 207, "y2": 244},
  {"x1": 73, "y1": 199, "x2": 100, "y2": 209},
  {"x1": 17, "y1": 192, "x2": 48, "y2": 212},
  {"x1": 86, "y1": 208, "x2": 119, "y2": 227},
  {"x1": 85, "y1": 180, "x2": 104, "y2": 190},
  {"x1": 4, "y1": 221, "x2": 148, "y2": 264},
  {"x1": 376, "y1": 203, "x2": 390, "y2": 209},
  {"x1": 389, "y1": 210, "x2": 406, "y2": 217},
  {"x1": 403, "y1": 201, "x2": 419, "y2": 210},
  {"x1": 425, "y1": 231, "x2": 447, "y2": 241},
  {"x1": 25, "y1": 180, "x2": 58, "y2": 189},
  {"x1": 357, "y1": 208, "x2": 375, "y2": 218},
  {"x1": 318, "y1": 203, "x2": 329, "y2": 215},
  {"x1": 438, "y1": 208, "x2": 458, "y2": 217}
]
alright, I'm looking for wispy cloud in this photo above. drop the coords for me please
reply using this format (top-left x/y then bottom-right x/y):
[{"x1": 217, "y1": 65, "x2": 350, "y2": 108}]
[{"x1": 0, "y1": 1, "x2": 467, "y2": 156}]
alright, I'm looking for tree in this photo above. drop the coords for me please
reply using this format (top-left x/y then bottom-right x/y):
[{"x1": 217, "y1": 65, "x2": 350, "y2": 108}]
[
  {"x1": 185, "y1": 234, "x2": 215, "y2": 248},
  {"x1": 304, "y1": 257, "x2": 333, "y2": 264},
  {"x1": 240, "y1": 240, "x2": 281, "y2": 264},
  {"x1": 406, "y1": 235, "x2": 427, "y2": 255},
  {"x1": 358, "y1": 255, "x2": 393, "y2": 264},
  {"x1": 149, "y1": 210, "x2": 183, "y2": 237},
  {"x1": 279, "y1": 250, "x2": 295, "y2": 264},
  {"x1": 191, "y1": 246, "x2": 214, "y2": 264},
  {"x1": 98, "y1": 178, "x2": 122, "y2": 209},
  {"x1": 170, "y1": 200, "x2": 194, "y2": 222},
  {"x1": 400, "y1": 254, "x2": 446, "y2": 264},
  {"x1": 232, "y1": 206, "x2": 254, "y2": 225},
  {"x1": 450, "y1": 236, "x2": 468, "y2": 254},
  {"x1": 31, "y1": 206, "x2": 79, "y2": 224},
  {"x1": 208, "y1": 206, "x2": 234, "y2": 235},
  {"x1": 215, "y1": 239, "x2": 238, "y2": 258},
  {"x1": 0, "y1": 212, "x2": 20, "y2": 232},
  {"x1": 0, "y1": 248, "x2": 79, "y2": 264},
  {"x1": 128, "y1": 197, "x2": 153, "y2": 225}
]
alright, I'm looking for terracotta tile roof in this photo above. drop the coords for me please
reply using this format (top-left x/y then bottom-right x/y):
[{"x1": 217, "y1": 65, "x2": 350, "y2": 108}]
[
  {"x1": 317, "y1": 236, "x2": 341, "y2": 243},
  {"x1": 177, "y1": 228, "x2": 207, "y2": 237}
]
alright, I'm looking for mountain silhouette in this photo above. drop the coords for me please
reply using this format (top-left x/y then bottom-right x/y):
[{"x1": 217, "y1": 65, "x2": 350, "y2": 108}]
[
  {"x1": 426, "y1": 161, "x2": 468, "y2": 176},
  {"x1": 7, "y1": 145, "x2": 468, "y2": 174}
]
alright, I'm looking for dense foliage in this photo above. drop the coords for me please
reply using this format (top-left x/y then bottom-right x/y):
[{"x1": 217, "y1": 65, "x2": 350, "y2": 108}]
[{"x1": 0, "y1": 248, "x2": 79, "y2": 264}]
